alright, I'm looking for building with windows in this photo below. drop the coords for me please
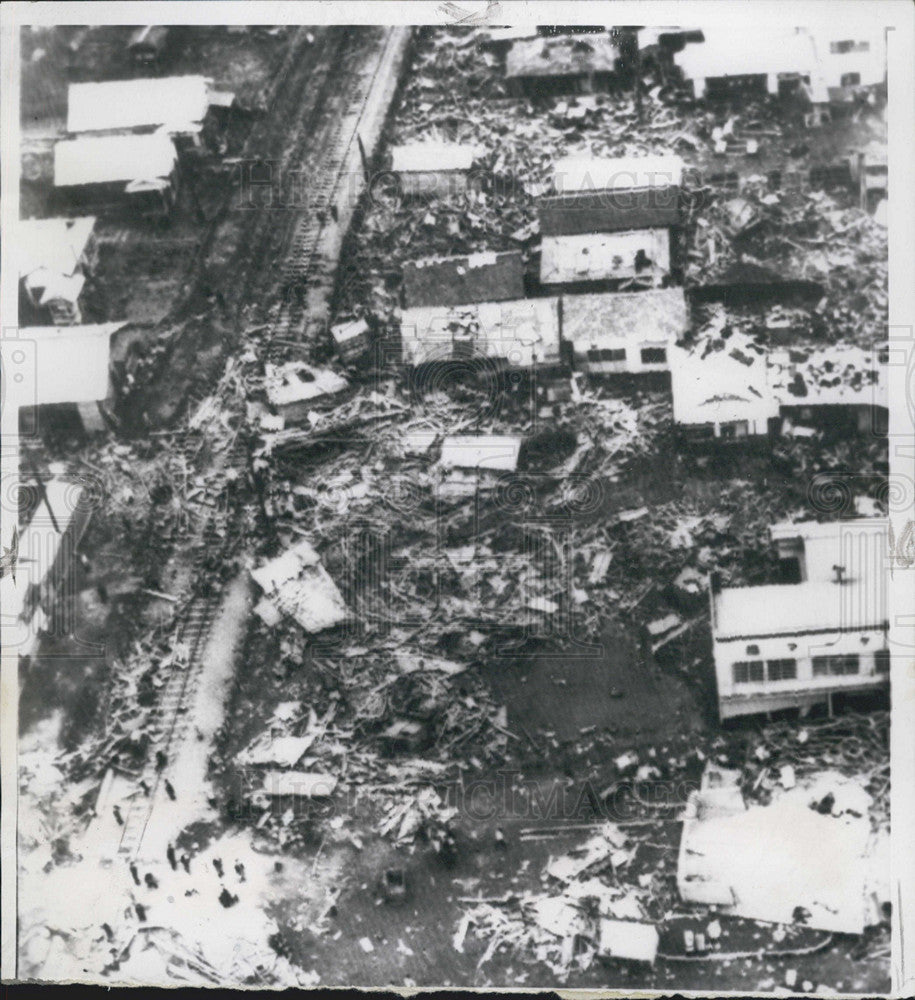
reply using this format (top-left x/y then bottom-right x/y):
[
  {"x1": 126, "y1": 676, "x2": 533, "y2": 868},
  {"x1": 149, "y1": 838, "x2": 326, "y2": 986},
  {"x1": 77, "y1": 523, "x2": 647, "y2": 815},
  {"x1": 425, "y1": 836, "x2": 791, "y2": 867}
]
[
  {"x1": 562, "y1": 288, "x2": 688, "y2": 375},
  {"x1": 18, "y1": 216, "x2": 97, "y2": 326},
  {"x1": 710, "y1": 518, "x2": 889, "y2": 720},
  {"x1": 669, "y1": 343, "x2": 779, "y2": 443}
]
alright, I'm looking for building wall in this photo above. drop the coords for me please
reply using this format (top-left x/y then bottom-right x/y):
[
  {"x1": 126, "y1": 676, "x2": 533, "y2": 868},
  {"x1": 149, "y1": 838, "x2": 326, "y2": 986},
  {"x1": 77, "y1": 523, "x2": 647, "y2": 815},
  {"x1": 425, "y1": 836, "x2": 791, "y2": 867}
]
[
  {"x1": 677, "y1": 413, "x2": 772, "y2": 442},
  {"x1": 573, "y1": 337, "x2": 670, "y2": 374},
  {"x1": 713, "y1": 627, "x2": 889, "y2": 718},
  {"x1": 399, "y1": 170, "x2": 467, "y2": 199}
]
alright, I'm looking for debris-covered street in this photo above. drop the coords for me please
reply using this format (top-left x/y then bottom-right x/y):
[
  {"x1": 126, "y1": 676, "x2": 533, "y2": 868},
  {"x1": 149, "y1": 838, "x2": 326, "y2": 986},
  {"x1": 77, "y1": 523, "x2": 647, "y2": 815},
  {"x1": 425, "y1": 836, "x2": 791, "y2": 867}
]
[{"x1": 6, "y1": 14, "x2": 898, "y2": 992}]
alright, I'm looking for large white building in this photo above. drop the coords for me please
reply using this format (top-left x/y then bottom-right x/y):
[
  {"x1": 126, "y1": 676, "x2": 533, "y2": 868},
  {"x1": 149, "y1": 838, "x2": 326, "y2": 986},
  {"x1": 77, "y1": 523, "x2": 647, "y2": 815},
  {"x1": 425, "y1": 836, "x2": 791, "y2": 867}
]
[{"x1": 710, "y1": 518, "x2": 890, "y2": 720}]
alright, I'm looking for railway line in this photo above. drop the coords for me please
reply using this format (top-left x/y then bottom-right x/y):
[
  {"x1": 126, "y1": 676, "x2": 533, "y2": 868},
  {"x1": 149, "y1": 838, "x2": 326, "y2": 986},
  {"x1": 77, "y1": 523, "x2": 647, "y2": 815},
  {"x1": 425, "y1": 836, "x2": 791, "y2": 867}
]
[{"x1": 115, "y1": 27, "x2": 412, "y2": 860}]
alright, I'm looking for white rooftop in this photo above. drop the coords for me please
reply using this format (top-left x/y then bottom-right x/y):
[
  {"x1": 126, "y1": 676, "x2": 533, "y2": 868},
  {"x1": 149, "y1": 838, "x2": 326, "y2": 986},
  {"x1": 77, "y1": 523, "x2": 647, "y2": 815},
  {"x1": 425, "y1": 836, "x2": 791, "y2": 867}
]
[
  {"x1": 67, "y1": 76, "x2": 211, "y2": 134},
  {"x1": 669, "y1": 344, "x2": 778, "y2": 426},
  {"x1": 400, "y1": 297, "x2": 560, "y2": 367},
  {"x1": 390, "y1": 143, "x2": 477, "y2": 173},
  {"x1": 54, "y1": 132, "x2": 177, "y2": 188},
  {"x1": 439, "y1": 436, "x2": 522, "y2": 472},
  {"x1": 20, "y1": 322, "x2": 125, "y2": 406},
  {"x1": 769, "y1": 345, "x2": 887, "y2": 408},
  {"x1": 769, "y1": 517, "x2": 888, "y2": 583},
  {"x1": 713, "y1": 579, "x2": 886, "y2": 638},
  {"x1": 553, "y1": 154, "x2": 684, "y2": 193},
  {"x1": 18, "y1": 217, "x2": 96, "y2": 281},
  {"x1": 540, "y1": 230, "x2": 670, "y2": 285},
  {"x1": 675, "y1": 26, "x2": 818, "y2": 81}
]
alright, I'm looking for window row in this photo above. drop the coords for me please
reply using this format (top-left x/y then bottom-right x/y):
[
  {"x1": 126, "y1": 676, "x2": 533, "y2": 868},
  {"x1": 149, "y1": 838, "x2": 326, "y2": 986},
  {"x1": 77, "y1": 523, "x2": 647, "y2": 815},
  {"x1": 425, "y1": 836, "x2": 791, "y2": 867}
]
[
  {"x1": 582, "y1": 347, "x2": 668, "y2": 364},
  {"x1": 732, "y1": 659, "x2": 797, "y2": 684}
]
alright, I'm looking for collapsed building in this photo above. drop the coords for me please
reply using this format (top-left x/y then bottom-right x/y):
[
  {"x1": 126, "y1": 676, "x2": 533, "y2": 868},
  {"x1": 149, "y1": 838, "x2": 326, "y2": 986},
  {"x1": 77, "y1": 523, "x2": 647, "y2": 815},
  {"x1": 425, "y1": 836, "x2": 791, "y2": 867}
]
[
  {"x1": 504, "y1": 32, "x2": 622, "y2": 97},
  {"x1": 18, "y1": 216, "x2": 97, "y2": 326},
  {"x1": 709, "y1": 517, "x2": 889, "y2": 720}
]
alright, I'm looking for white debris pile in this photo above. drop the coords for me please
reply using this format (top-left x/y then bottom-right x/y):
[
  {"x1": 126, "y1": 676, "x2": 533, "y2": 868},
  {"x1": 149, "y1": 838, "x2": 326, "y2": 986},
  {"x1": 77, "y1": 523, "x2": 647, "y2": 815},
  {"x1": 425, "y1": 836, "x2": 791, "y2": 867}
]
[
  {"x1": 457, "y1": 822, "x2": 658, "y2": 977},
  {"x1": 677, "y1": 764, "x2": 887, "y2": 934},
  {"x1": 250, "y1": 539, "x2": 348, "y2": 633}
]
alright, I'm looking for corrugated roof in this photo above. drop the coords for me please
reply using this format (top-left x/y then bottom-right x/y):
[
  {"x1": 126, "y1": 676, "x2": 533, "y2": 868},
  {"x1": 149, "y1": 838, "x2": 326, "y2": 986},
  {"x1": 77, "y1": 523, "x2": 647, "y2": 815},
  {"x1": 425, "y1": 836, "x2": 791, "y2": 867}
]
[
  {"x1": 390, "y1": 143, "x2": 476, "y2": 173},
  {"x1": 399, "y1": 297, "x2": 561, "y2": 366},
  {"x1": 67, "y1": 76, "x2": 210, "y2": 134},
  {"x1": 19, "y1": 217, "x2": 96, "y2": 280},
  {"x1": 54, "y1": 132, "x2": 177, "y2": 188},
  {"x1": 562, "y1": 288, "x2": 689, "y2": 346},
  {"x1": 506, "y1": 34, "x2": 620, "y2": 78},
  {"x1": 769, "y1": 518, "x2": 888, "y2": 583},
  {"x1": 539, "y1": 230, "x2": 670, "y2": 285},
  {"x1": 402, "y1": 251, "x2": 525, "y2": 308}
]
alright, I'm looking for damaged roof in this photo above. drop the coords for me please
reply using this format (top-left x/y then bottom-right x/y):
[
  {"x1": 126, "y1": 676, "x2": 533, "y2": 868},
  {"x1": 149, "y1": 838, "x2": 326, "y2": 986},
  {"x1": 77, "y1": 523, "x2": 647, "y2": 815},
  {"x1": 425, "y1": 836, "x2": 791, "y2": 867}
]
[
  {"x1": 19, "y1": 216, "x2": 96, "y2": 281},
  {"x1": 770, "y1": 345, "x2": 887, "y2": 408},
  {"x1": 67, "y1": 76, "x2": 212, "y2": 134},
  {"x1": 251, "y1": 539, "x2": 348, "y2": 633},
  {"x1": 540, "y1": 230, "x2": 670, "y2": 285},
  {"x1": 562, "y1": 288, "x2": 689, "y2": 346},
  {"x1": 263, "y1": 362, "x2": 348, "y2": 409},
  {"x1": 505, "y1": 33, "x2": 621, "y2": 78},
  {"x1": 399, "y1": 297, "x2": 561, "y2": 366},
  {"x1": 54, "y1": 132, "x2": 177, "y2": 187},
  {"x1": 769, "y1": 517, "x2": 889, "y2": 583},
  {"x1": 669, "y1": 341, "x2": 778, "y2": 426},
  {"x1": 402, "y1": 251, "x2": 525, "y2": 309}
]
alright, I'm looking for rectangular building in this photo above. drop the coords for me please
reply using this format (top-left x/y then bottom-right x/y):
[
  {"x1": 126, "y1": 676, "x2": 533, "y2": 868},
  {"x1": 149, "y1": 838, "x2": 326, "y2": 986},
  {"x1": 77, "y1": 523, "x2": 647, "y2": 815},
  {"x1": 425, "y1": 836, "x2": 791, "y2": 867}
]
[
  {"x1": 390, "y1": 143, "x2": 477, "y2": 199},
  {"x1": 669, "y1": 343, "x2": 779, "y2": 442},
  {"x1": 402, "y1": 251, "x2": 524, "y2": 309},
  {"x1": 399, "y1": 297, "x2": 561, "y2": 368},
  {"x1": 710, "y1": 518, "x2": 889, "y2": 720},
  {"x1": 505, "y1": 33, "x2": 621, "y2": 97},
  {"x1": 54, "y1": 132, "x2": 179, "y2": 214},
  {"x1": 562, "y1": 288, "x2": 688, "y2": 374},
  {"x1": 540, "y1": 155, "x2": 683, "y2": 236},
  {"x1": 540, "y1": 229, "x2": 670, "y2": 290}
]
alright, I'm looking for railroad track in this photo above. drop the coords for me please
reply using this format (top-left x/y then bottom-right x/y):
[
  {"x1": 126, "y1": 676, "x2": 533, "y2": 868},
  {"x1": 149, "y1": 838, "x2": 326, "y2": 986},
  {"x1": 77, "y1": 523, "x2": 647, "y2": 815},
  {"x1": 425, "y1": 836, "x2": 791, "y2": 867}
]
[{"x1": 116, "y1": 29, "x2": 411, "y2": 859}]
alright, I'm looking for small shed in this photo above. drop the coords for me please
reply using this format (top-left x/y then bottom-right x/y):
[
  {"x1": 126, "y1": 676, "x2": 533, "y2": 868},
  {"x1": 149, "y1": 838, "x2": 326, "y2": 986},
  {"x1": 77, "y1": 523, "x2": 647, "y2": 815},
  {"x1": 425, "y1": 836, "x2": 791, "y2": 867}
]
[
  {"x1": 402, "y1": 250, "x2": 525, "y2": 309},
  {"x1": 399, "y1": 297, "x2": 561, "y2": 368},
  {"x1": 390, "y1": 143, "x2": 477, "y2": 199},
  {"x1": 19, "y1": 216, "x2": 97, "y2": 326},
  {"x1": 330, "y1": 317, "x2": 372, "y2": 363},
  {"x1": 505, "y1": 34, "x2": 621, "y2": 97},
  {"x1": 539, "y1": 229, "x2": 670, "y2": 290},
  {"x1": 540, "y1": 155, "x2": 683, "y2": 236},
  {"x1": 669, "y1": 343, "x2": 779, "y2": 442},
  {"x1": 54, "y1": 132, "x2": 179, "y2": 215},
  {"x1": 562, "y1": 288, "x2": 688, "y2": 374}
]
